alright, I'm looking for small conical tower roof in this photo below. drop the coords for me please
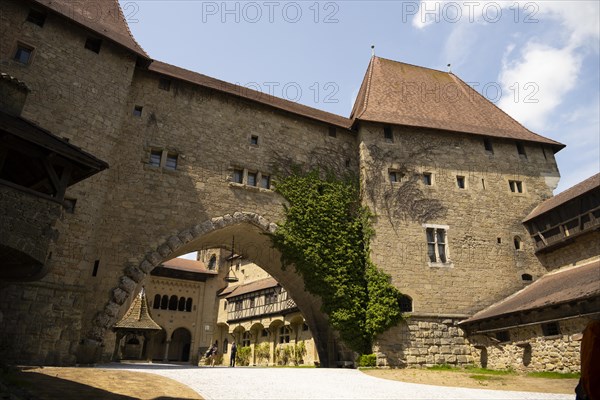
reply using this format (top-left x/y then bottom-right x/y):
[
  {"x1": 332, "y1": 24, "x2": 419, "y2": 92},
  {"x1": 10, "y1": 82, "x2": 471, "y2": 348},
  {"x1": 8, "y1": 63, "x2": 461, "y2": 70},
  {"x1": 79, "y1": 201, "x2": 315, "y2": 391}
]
[{"x1": 113, "y1": 287, "x2": 162, "y2": 331}]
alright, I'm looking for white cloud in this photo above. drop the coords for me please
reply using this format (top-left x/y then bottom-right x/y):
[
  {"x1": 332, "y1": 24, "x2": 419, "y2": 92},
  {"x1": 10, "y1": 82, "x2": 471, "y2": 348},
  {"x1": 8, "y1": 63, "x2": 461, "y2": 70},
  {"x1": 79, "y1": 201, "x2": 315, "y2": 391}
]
[{"x1": 497, "y1": 42, "x2": 581, "y2": 131}]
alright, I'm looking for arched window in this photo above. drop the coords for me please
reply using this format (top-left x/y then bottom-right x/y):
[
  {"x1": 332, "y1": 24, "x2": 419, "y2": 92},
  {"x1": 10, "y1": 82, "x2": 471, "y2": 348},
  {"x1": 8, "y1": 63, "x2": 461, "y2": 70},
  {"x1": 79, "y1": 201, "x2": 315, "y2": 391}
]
[
  {"x1": 514, "y1": 236, "x2": 522, "y2": 250},
  {"x1": 522, "y1": 273, "x2": 533, "y2": 282},
  {"x1": 153, "y1": 294, "x2": 161, "y2": 309},
  {"x1": 169, "y1": 295, "x2": 178, "y2": 310},
  {"x1": 178, "y1": 297, "x2": 186, "y2": 311},
  {"x1": 161, "y1": 295, "x2": 168, "y2": 310},
  {"x1": 399, "y1": 295, "x2": 413, "y2": 312},
  {"x1": 186, "y1": 297, "x2": 193, "y2": 312},
  {"x1": 223, "y1": 338, "x2": 229, "y2": 354},
  {"x1": 208, "y1": 254, "x2": 217, "y2": 270}
]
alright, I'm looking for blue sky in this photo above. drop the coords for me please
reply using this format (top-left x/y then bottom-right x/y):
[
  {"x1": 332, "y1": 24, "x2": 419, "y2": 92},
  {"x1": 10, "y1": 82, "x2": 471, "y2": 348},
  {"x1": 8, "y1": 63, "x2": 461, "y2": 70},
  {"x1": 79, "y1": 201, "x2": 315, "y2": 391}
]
[{"x1": 121, "y1": 1, "x2": 599, "y2": 194}]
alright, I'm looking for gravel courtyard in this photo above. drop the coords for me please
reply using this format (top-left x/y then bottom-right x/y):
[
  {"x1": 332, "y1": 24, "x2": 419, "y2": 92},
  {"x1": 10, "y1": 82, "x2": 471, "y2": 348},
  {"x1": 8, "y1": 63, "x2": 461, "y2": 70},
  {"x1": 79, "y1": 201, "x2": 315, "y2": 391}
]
[{"x1": 104, "y1": 364, "x2": 573, "y2": 400}]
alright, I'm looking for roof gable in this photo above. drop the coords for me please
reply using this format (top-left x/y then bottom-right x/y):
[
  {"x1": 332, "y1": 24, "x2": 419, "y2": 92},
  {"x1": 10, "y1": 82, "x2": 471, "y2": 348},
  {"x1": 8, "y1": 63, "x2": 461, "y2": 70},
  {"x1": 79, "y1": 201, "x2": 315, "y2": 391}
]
[
  {"x1": 352, "y1": 57, "x2": 564, "y2": 149},
  {"x1": 113, "y1": 288, "x2": 161, "y2": 331}
]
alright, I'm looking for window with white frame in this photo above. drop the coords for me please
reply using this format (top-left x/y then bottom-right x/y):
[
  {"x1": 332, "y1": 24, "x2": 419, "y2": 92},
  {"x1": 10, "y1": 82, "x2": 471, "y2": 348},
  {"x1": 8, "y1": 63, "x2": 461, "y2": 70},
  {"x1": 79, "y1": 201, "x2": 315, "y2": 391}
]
[{"x1": 425, "y1": 225, "x2": 449, "y2": 264}]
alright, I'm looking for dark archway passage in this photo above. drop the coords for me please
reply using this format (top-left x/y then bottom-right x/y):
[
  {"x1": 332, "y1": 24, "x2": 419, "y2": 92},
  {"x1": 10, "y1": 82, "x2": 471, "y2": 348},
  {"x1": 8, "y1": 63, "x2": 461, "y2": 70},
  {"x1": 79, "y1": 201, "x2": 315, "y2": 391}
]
[{"x1": 90, "y1": 213, "x2": 335, "y2": 367}]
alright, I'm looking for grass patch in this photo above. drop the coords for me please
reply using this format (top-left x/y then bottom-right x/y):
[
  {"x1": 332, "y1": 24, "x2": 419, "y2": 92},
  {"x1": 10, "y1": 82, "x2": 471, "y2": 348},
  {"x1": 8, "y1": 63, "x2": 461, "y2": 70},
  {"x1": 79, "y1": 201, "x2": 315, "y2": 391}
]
[
  {"x1": 464, "y1": 366, "x2": 516, "y2": 375},
  {"x1": 527, "y1": 371, "x2": 580, "y2": 379},
  {"x1": 470, "y1": 374, "x2": 504, "y2": 381},
  {"x1": 427, "y1": 364, "x2": 456, "y2": 371}
]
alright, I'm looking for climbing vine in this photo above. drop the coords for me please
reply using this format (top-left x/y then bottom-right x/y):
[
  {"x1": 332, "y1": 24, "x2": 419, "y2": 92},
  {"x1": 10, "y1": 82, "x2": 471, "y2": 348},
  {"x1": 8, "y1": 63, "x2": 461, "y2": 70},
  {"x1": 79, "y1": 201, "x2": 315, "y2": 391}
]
[{"x1": 270, "y1": 168, "x2": 404, "y2": 354}]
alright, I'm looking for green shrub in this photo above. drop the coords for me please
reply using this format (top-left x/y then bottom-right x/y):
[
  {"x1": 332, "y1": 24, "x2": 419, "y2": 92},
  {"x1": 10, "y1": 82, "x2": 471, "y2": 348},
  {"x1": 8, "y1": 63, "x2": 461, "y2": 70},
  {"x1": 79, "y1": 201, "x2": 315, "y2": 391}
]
[
  {"x1": 276, "y1": 345, "x2": 293, "y2": 365},
  {"x1": 255, "y1": 342, "x2": 271, "y2": 365},
  {"x1": 235, "y1": 346, "x2": 252, "y2": 366},
  {"x1": 292, "y1": 341, "x2": 307, "y2": 366},
  {"x1": 358, "y1": 353, "x2": 377, "y2": 367}
]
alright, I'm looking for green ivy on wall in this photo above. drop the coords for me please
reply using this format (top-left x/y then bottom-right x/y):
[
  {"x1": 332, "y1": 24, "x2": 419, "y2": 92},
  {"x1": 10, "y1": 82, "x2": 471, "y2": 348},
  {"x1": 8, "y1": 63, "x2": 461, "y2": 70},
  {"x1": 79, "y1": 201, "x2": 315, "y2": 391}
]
[{"x1": 270, "y1": 169, "x2": 404, "y2": 355}]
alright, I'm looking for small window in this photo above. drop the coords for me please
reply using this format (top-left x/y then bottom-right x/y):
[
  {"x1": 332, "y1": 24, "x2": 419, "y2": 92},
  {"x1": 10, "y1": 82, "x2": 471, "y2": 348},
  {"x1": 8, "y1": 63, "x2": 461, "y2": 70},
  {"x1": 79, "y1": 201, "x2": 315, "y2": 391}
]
[
  {"x1": 234, "y1": 301, "x2": 243, "y2": 311},
  {"x1": 160, "y1": 295, "x2": 168, "y2": 310},
  {"x1": 158, "y1": 78, "x2": 171, "y2": 91},
  {"x1": 456, "y1": 176, "x2": 465, "y2": 189},
  {"x1": 521, "y1": 273, "x2": 533, "y2": 282},
  {"x1": 247, "y1": 172, "x2": 257, "y2": 186},
  {"x1": 153, "y1": 294, "x2": 161, "y2": 309},
  {"x1": 516, "y1": 142, "x2": 527, "y2": 158},
  {"x1": 426, "y1": 227, "x2": 448, "y2": 264},
  {"x1": 178, "y1": 297, "x2": 186, "y2": 311},
  {"x1": 384, "y1": 126, "x2": 393, "y2": 142},
  {"x1": 483, "y1": 138, "x2": 493, "y2": 153},
  {"x1": 423, "y1": 173, "x2": 432, "y2": 186},
  {"x1": 133, "y1": 106, "x2": 143, "y2": 117},
  {"x1": 149, "y1": 150, "x2": 162, "y2": 167},
  {"x1": 84, "y1": 37, "x2": 102, "y2": 53},
  {"x1": 399, "y1": 295, "x2": 413, "y2": 312},
  {"x1": 26, "y1": 9, "x2": 47, "y2": 27},
  {"x1": 250, "y1": 135, "x2": 259, "y2": 145},
  {"x1": 92, "y1": 260, "x2": 100, "y2": 277},
  {"x1": 513, "y1": 236, "x2": 522, "y2": 250},
  {"x1": 186, "y1": 298, "x2": 192, "y2": 312},
  {"x1": 509, "y1": 180, "x2": 523, "y2": 193},
  {"x1": 541, "y1": 322, "x2": 560, "y2": 337},
  {"x1": 165, "y1": 153, "x2": 178, "y2": 170},
  {"x1": 168, "y1": 295, "x2": 178, "y2": 310},
  {"x1": 495, "y1": 331, "x2": 510, "y2": 343},
  {"x1": 63, "y1": 198, "x2": 77, "y2": 214},
  {"x1": 497, "y1": 237, "x2": 502, "y2": 244},
  {"x1": 208, "y1": 255, "x2": 217, "y2": 270},
  {"x1": 389, "y1": 171, "x2": 400, "y2": 183},
  {"x1": 328, "y1": 126, "x2": 337, "y2": 137},
  {"x1": 232, "y1": 169, "x2": 243, "y2": 184},
  {"x1": 14, "y1": 44, "x2": 33, "y2": 65},
  {"x1": 261, "y1": 175, "x2": 271, "y2": 189}
]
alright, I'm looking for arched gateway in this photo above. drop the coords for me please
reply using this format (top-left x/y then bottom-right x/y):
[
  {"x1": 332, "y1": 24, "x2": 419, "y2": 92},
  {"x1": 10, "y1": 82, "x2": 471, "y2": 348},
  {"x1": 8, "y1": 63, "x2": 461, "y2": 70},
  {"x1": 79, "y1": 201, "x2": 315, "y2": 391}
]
[{"x1": 82, "y1": 212, "x2": 334, "y2": 367}]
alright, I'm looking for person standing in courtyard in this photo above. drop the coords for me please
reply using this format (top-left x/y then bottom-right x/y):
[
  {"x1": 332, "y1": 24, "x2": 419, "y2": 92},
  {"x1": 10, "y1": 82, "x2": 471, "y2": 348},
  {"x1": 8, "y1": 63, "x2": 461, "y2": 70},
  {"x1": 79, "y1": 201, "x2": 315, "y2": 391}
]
[{"x1": 230, "y1": 342, "x2": 237, "y2": 367}]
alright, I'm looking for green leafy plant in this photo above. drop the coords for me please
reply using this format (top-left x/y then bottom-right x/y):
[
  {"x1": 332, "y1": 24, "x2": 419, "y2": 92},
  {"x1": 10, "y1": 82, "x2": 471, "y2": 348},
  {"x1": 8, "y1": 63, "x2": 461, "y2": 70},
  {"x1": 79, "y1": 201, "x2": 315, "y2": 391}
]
[
  {"x1": 276, "y1": 344, "x2": 293, "y2": 366},
  {"x1": 270, "y1": 169, "x2": 404, "y2": 355},
  {"x1": 357, "y1": 353, "x2": 377, "y2": 367},
  {"x1": 292, "y1": 341, "x2": 307, "y2": 366},
  {"x1": 255, "y1": 342, "x2": 270, "y2": 365},
  {"x1": 235, "y1": 346, "x2": 252, "y2": 366}
]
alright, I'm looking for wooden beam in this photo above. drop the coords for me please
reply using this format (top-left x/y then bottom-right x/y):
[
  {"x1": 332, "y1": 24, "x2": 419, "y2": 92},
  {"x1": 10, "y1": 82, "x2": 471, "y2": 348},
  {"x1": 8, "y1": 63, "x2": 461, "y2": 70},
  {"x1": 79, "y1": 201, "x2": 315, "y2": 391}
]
[{"x1": 42, "y1": 157, "x2": 61, "y2": 195}]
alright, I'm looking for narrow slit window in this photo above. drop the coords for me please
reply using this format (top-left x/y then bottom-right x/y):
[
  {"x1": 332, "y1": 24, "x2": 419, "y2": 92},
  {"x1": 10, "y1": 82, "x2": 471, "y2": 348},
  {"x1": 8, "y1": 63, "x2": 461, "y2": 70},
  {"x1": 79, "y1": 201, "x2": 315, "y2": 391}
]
[
  {"x1": 92, "y1": 259, "x2": 100, "y2": 277},
  {"x1": 247, "y1": 172, "x2": 257, "y2": 186},
  {"x1": 26, "y1": 9, "x2": 47, "y2": 27},
  {"x1": 384, "y1": 126, "x2": 393, "y2": 142},
  {"x1": 14, "y1": 44, "x2": 33, "y2": 65},
  {"x1": 516, "y1": 142, "x2": 527, "y2": 158},
  {"x1": 483, "y1": 138, "x2": 493, "y2": 153},
  {"x1": 513, "y1": 236, "x2": 522, "y2": 250},
  {"x1": 456, "y1": 176, "x2": 465, "y2": 189},
  {"x1": 165, "y1": 153, "x2": 178, "y2": 170},
  {"x1": 250, "y1": 135, "x2": 259, "y2": 145},
  {"x1": 153, "y1": 294, "x2": 161, "y2": 309},
  {"x1": 423, "y1": 173, "x2": 432, "y2": 186},
  {"x1": 84, "y1": 37, "x2": 102, "y2": 53},
  {"x1": 149, "y1": 150, "x2": 162, "y2": 167}
]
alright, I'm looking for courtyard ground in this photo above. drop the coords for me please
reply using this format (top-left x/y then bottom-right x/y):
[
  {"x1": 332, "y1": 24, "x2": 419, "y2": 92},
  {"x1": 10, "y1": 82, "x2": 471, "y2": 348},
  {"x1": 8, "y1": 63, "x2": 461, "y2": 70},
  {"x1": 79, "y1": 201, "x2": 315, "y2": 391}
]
[{"x1": 1, "y1": 364, "x2": 578, "y2": 399}]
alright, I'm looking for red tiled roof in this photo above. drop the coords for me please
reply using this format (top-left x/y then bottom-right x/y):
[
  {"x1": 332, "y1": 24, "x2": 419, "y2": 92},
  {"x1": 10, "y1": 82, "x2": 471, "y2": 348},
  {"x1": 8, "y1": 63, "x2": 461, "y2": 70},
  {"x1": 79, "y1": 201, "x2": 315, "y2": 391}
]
[
  {"x1": 32, "y1": 0, "x2": 148, "y2": 58},
  {"x1": 161, "y1": 258, "x2": 216, "y2": 275},
  {"x1": 148, "y1": 60, "x2": 353, "y2": 129},
  {"x1": 351, "y1": 57, "x2": 564, "y2": 149},
  {"x1": 461, "y1": 260, "x2": 600, "y2": 324},
  {"x1": 114, "y1": 288, "x2": 162, "y2": 330},
  {"x1": 224, "y1": 277, "x2": 279, "y2": 299},
  {"x1": 524, "y1": 173, "x2": 600, "y2": 222}
]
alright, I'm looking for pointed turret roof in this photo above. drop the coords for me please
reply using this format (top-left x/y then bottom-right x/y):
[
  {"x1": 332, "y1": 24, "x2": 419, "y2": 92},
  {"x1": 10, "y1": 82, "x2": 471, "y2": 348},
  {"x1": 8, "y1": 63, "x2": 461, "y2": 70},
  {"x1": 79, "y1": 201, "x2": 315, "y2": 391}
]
[
  {"x1": 113, "y1": 287, "x2": 162, "y2": 331},
  {"x1": 351, "y1": 56, "x2": 564, "y2": 151},
  {"x1": 32, "y1": 0, "x2": 148, "y2": 59}
]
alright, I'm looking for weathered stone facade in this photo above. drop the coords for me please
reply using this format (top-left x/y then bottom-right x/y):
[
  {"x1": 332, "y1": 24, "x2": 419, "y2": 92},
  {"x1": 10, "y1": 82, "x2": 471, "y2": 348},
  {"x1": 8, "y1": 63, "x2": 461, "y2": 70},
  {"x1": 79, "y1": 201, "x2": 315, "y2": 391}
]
[{"x1": 1, "y1": 0, "x2": 573, "y2": 369}]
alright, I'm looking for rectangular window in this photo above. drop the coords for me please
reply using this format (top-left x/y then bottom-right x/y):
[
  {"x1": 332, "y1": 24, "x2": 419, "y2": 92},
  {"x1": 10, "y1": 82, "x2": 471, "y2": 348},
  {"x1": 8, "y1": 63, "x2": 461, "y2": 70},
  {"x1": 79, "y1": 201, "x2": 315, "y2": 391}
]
[
  {"x1": 249, "y1": 297, "x2": 255, "y2": 308},
  {"x1": 425, "y1": 226, "x2": 449, "y2": 264},
  {"x1": 265, "y1": 290, "x2": 277, "y2": 304},
  {"x1": 509, "y1": 180, "x2": 523, "y2": 193},
  {"x1": 495, "y1": 331, "x2": 510, "y2": 343},
  {"x1": 84, "y1": 37, "x2": 102, "y2": 53},
  {"x1": 516, "y1": 142, "x2": 527, "y2": 158},
  {"x1": 149, "y1": 150, "x2": 162, "y2": 167},
  {"x1": 92, "y1": 259, "x2": 100, "y2": 277},
  {"x1": 235, "y1": 301, "x2": 243, "y2": 311},
  {"x1": 14, "y1": 44, "x2": 33, "y2": 65},
  {"x1": 328, "y1": 126, "x2": 337, "y2": 137},
  {"x1": 165, "y1": 153, "x2": 178, "y2": 170},
  {"x1": 423, "y1": 172, "x2": 432, "y2": 186},
  {"x1": 456, "y1": 176, "x2": 465, "y2": 189},
  {"x1": 389, "y1": 171, "x2": 399, "y2": 183},
  {"x1": 483, "y1": 138, "x2": 493, "y2": 153},
  {"x1": 26, "y1": 9, "x2": 47, "y2": 27},
  {"x1": 158, "y1": 78, "x2": 171, "y2": 91},
  {"x1": 133, "y1": 105, "x2": 143, "y2": 117},
  {"x1": 247, "y1": 172, "x2": 257, "y2": 186},
  {"x1": 542, "y1": 322, "x2": 560, "y2": 336},
  {"x1": 232, "y1": 169, "x2": 243, "y2": 184},
  {"x1": 250, "y1": 135, "x2": 259, "y2": 145},
  {"x1": 384, "y1": 126, "x2": 393, "y2": 142},
  {"x1": 261, "y1": 175, "x2": 271, "y2": 189}
]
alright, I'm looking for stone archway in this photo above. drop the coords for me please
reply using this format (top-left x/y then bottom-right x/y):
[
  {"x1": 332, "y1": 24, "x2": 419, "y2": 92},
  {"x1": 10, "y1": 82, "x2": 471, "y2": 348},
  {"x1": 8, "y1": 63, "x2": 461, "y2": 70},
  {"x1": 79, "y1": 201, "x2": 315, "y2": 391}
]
[{"x1": 83, "y1": 212, "x2": 334, "y2": 367}]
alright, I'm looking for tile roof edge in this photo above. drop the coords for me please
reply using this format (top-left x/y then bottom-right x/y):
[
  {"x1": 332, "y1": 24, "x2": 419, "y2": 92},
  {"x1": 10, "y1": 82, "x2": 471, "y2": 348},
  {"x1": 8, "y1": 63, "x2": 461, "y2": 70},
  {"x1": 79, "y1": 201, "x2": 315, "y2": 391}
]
[{"x1": 148, "y1": 60, "x2": 353, "y2": 130}]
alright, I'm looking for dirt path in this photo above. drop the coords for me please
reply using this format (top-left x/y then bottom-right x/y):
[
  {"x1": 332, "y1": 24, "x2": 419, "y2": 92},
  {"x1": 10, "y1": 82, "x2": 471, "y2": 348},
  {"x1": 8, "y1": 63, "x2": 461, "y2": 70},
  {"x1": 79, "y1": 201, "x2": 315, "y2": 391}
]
[
  {"x1": 363, "y1": 368, "x2": 578, "y2": 394},
  {"x1": 1, "y1": 367, "x2": 203, "y2": 399}
]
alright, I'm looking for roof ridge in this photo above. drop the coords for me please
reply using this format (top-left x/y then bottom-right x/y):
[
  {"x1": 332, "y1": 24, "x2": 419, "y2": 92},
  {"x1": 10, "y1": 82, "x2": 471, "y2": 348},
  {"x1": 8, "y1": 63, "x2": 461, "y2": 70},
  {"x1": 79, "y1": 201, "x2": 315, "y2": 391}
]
[
  {"x1": 114, "y1": 0, "x2": 148, "y2": 57},
  {"x1": 374, "y1": 56, "x2": 449, "y2": 74}
]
